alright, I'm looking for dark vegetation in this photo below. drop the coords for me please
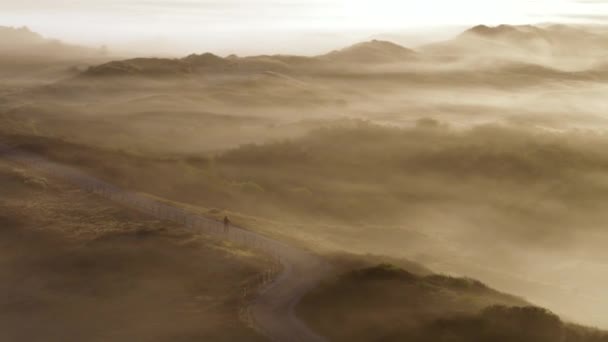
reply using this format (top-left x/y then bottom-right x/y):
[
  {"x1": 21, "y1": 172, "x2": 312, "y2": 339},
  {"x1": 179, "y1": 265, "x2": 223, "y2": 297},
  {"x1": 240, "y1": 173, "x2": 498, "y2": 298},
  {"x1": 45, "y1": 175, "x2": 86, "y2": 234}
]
[
  {"x1": 5, "y1": 119, "x2": 608, "y2": 249},
  {"x1": 299, "y1": 264, "x2": 608, "y2": 342},
  {"x1": 5, "y1": 120, "x2": 608, "y2": 328}
]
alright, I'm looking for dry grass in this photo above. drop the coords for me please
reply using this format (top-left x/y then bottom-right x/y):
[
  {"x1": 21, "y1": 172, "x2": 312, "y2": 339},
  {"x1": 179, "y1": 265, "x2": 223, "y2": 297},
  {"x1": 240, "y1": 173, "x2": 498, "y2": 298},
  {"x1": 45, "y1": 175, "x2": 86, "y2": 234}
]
[{"x1": 0, "y1": 160, "x2": 268, "y2": 342}]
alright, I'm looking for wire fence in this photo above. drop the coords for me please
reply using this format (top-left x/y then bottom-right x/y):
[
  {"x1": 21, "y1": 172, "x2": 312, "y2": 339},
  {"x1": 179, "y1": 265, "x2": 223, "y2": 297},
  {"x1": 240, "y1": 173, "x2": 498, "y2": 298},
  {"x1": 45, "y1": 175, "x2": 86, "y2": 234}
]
[
  {"x1": 0, "y1": 142, "x2": 331, "y2": 341},
  {"x1": 0, "y1": 142, "x2": 295, "y2": 330}
]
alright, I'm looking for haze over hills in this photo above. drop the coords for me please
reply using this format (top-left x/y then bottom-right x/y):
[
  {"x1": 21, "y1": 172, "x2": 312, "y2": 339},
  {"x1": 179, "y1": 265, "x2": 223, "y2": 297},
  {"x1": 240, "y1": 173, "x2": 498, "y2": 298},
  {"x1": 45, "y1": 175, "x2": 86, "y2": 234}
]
[
  {"x1": 4, "y1": 22, "x2": 608, "y2": 335},
  {"x1": 0, "y1": 26, "x2": 106, "y2": 59},
  {"x1": 422, "y1": 24, "x2": 608, "y2": 68},
  {"x1": 81, "y1": 39, "x2": 418, "y2": 78},
  {"x1": 4, "y1": 23, "x2": 608, "y2": 85},
  {"x1": 0, "y1": 26, "x2": 45, "y2": 46},
  {"x1": 5, "y1": 23, "x2": 608, "y2": 156},
  {"x1": 2, "y1": 23, "x2": 608, "y2": 67},
  {"x1": 0, "y1": 26, "x2": 111, "y2": 84},
  {"x1": 44, "y1": 23, "x2": 608, "y2": 83}
]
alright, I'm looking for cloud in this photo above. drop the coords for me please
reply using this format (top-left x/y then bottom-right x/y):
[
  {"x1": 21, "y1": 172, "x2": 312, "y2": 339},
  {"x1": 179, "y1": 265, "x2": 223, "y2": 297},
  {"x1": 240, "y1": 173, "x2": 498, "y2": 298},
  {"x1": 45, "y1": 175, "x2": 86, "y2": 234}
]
[
  {"x1": 2, "y1": 0, "x2": 608, "y2": 54},
  {"x1": 574, "y1": 0, "x2": 608, "y2": 3},
  {"x1": 561, "y1": 13, "x2": 608, "y2": 20}
]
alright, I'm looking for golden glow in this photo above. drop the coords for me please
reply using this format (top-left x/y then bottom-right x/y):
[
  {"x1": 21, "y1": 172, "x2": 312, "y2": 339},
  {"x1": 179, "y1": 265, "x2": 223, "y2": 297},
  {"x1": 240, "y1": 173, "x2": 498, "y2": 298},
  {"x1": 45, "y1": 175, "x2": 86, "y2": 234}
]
[{"x1": 0, "y1": 0, "x2": 607, "y2": 54}]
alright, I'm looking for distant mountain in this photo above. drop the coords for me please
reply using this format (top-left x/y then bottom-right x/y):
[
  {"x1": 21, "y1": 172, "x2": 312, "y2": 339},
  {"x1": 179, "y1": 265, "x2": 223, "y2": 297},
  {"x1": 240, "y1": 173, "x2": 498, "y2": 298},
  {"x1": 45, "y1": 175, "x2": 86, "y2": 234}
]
[
  {"x1": 0, "y1": 26, "x2": 112, "y2": 82},
  {"x1": 0, "y1": 26, "x2": 45, "y2": 46},
  {"x1": 80, "y1": 39, "x2": 419, "y2": 79},
  {"x1": 421, "y1": 24, "x2": 608, "y2": 65},
  {"x1": 321, "y1": 39, "x2": 416, "y2": 64},
  {"x1": 83, "y1": 53, "x2": 294, "y2": 78},
  {"x1": 0, "y1": 26, "x2": 105, "y2": 60},
  {"x1": 183, "y1": 52, "x2": 233, "y2": 69},
  {"x1": 85, "y1": 58, "x2": 193, "y2": 77},
  {"x1": 463, "y1": 24, "x2": 547, "y2": 39}
]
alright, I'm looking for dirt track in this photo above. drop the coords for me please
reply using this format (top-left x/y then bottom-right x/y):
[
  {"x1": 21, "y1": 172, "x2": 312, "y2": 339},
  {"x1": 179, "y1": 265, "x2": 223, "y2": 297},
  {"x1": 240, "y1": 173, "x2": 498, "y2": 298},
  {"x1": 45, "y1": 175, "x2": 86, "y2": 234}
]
[{"x1": 0, "y1": 142, "x2": 330, "y2": 342}]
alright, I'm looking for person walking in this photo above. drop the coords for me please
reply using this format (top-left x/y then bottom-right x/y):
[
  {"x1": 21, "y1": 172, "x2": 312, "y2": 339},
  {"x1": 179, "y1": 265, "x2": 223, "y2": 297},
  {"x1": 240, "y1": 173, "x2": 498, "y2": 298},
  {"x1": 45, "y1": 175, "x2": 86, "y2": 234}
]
[{"x1": 223, "y1": 215, "x2": 231, "y2": 233}]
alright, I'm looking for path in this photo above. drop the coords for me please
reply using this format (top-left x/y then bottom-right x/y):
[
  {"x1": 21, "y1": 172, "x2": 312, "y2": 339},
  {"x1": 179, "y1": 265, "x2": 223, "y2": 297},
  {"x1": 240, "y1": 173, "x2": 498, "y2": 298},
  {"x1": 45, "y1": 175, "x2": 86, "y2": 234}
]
[{"x1": 0, "y1": 142, "x2": 329, "y2": 342}]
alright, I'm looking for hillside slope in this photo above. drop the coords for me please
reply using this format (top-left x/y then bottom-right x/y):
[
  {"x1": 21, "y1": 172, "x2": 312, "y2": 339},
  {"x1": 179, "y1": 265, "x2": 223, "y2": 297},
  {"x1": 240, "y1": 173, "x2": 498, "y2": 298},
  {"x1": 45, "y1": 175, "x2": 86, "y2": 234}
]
[
  {"x1": 421, "y1": 24, "x2": 608, "y2": 67},
  {"x1": 321, "y1": 40, "x2": 416, "y2": 64},
  {"x1": 299, "y1": 264, "x2": 608, "y2": 342},
  {"x1": 0, "y1": 158, "x2": 268, "y2": 342}
]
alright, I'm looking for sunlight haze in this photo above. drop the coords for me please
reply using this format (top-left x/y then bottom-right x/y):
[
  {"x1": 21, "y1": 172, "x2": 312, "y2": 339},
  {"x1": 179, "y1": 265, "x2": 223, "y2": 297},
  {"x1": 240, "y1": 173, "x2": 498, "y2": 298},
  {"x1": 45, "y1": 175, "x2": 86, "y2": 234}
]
[
  {"x1": 3, "y1": 0, "x2": 608, "y2": 340},
  {"x1": 1, "y1": 0, "x2": 607, "y2": 55}
]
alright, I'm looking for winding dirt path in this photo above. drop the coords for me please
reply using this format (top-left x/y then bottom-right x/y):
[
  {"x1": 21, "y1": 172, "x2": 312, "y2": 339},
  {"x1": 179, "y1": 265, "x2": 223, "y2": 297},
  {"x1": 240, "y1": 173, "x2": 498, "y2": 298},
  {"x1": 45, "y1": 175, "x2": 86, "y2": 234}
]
[{"x1": 0, "y1": 143, "x2": 329, "y2": 342}]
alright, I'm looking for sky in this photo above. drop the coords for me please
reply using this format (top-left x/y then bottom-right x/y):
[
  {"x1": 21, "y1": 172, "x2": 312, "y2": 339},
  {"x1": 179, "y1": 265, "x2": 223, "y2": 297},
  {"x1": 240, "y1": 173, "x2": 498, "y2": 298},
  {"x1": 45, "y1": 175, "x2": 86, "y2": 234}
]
[{"x1": 1, "y1": 0, "x2": 608, "y2": 55}]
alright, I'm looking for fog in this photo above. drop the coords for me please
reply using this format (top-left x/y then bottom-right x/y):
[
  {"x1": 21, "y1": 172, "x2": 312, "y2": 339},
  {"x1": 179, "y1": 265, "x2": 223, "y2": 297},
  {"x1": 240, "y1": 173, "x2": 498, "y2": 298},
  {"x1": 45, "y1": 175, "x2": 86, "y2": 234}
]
[
  {"x1": 3, "y1": 20, "x2": 608, "y2": 339},
  {"x1": 1, "y1": 0, "x2": 606, "y2": 56}
]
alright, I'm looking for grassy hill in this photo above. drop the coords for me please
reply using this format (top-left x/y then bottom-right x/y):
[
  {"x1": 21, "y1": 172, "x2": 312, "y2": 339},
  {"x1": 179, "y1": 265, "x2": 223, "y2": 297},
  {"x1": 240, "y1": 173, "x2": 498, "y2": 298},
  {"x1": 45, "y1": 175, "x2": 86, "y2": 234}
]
[
  {"x1": 0, "y1": 158, "x2": 269, "y2": 342},
  {"x1": 298, "y1": 264, "x2": 608, "y2": 342},
  {"x1": 321, "y1": 40, "x2": 416, "y2": 64}
]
